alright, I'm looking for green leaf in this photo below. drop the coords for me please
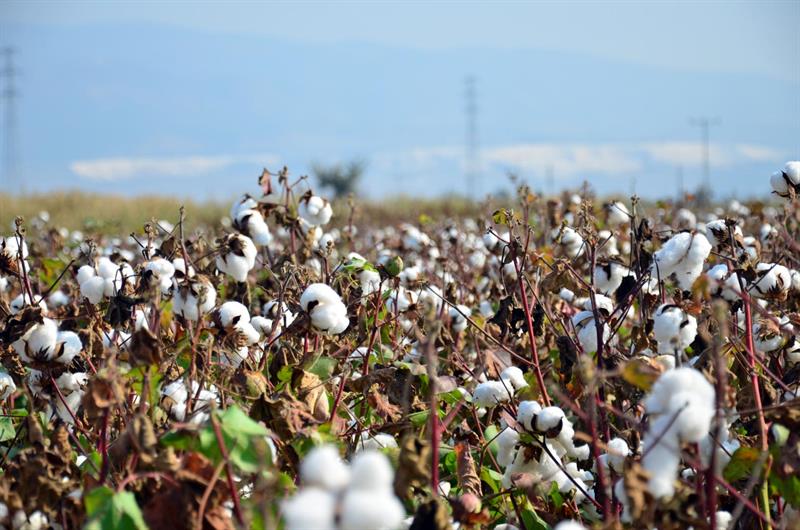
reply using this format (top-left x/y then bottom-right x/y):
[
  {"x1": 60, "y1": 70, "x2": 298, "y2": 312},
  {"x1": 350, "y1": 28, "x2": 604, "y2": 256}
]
[
  {"x1": 307, "y1": 356, "x2": 337, "y2": 380},
  {"x1": 548, "y1": 481, "x2": 564, "y2": 510},
  {"x1": 520, "y1": 507, "x2": 551, "y2": 530},
  {"x1": 85, "y1": 489, "x2": 148, "y2": 530},
  {"x1": 770, "y1": 474, "x2": 800, "y2": 507},
  {"x1": 438, "y1": 388, "x2": 469, "y2": 405},
  {"x1": 0, "y1": 417, "x2": 16, "y2": 442},
  {"x1": 197, "y1": 406, "x2": 271, "y2": 473},
  {"x1": 723, "y1": 446, "x2": 762, "y2": 482}
]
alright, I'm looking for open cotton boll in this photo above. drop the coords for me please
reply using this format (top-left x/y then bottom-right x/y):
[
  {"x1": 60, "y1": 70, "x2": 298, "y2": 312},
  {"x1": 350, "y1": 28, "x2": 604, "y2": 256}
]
[
  {"x1": 535, "y1": 406, "x2": 565, "y2": 433},
  {"x1": 54, "y1": 331, "x2": 82, "y2": 365},
  {"x1": 707, "y1": 264, "x2": 742, "y2": 301},
  {"x1": 653, "y1": 304, "x2": 697, "y2": 355},
  {"x1": 349, "y1": 450, "x2": 395, "y2": 491},
  {"x1": 339, "y1": 489, "x2": 406, "y2": 530},
  {"x1": 594, "y1": 261, "x2": 628, "y2": 295},
  {"x1": 0, "y1": 370, "x2": 16, "y2": 400},
  {"x1": 14, "y1": 318, "x2": 58, "y2": 362},
  {"x1": 517, "y1": 400, "x2": 542, "y2": 431},
  {"x1": 449, "y1": 304, "x2": 471, "y2": 332},
  {"x1": 770, "y1": 161, "x2": 800, "y2": 198},
  {"x1": 473, "y1": 380, "x2": 514, "y2": 408},
  {"x1": 751, "y1": 263, "x2": 792, "y2": 298},
  {"x1": 554, "y1": 520, "x2": 588, "y2": 530},
  {"x1": 642, "y1": 420, "x2": 682, "y2": 499},
  {"x1": 496, "y1": 427, "x2": 520, "y2": 466},
  {"x1": 500, "y1": 366, "x2": 528, "y2": 391},
  {"x1": 281, "y1": 487, "x2": 336, "y2": 530},
  {"x1": 572, "y1": 311, "x2": 609, "y2": 354},
  {"x1": 1, "y1": 234, "x2": 28, "y2": 261},
  {"x1": 357, "y1": 432, "x2": 398, "y2": 452},
  {"x1": 216, "y1": 233, "x2": 257, "y2": 282},
  {"x1": 559, "y1": 227, "x2": 585, "y2": 258},
  {"x1": 309, "y1": 302, "x2": 350, "y2": 335},
  {"x1": 357, "y1": 268, "x2": 382, "y2": 298},
  {"x1": 173, "y1": 277, "x2": 216, "y2": 321},
  {"x1": 605, "y1": 438, "x2": 630, "y2": 473},
  {"x1": 650, "y1": 232, "x2": 711, "y2": 287},
  {"x1": 584, "y1": 294, "x2": 614, "y2": 316},
  {"x1": 9, "y1": 293, "x2": 47, "y2": 315},
  {"x1": 234, "y1": 208, "x2": 273, "y2": 246},
  {"x1": 300, "y1": 283, "x2": 342, "y2": 311},
  {"x1": 704, "y1": 219, "x2": 742, "y2": 248},
  {"x1": 80, "y1": 275, "x2": 106, "y2": 304},
  {"x1": 300, "y1": 445, "x2": 351, "y2": 491},
  {"x1": 218, "y1": 301, "x2": 251, "y2": 328},
  {"x1": 299, "y1": 195, "x2": 333, "y2": 226},
  {"x1": 605, "y1": 201, "x2": 630, "y2": 226}
]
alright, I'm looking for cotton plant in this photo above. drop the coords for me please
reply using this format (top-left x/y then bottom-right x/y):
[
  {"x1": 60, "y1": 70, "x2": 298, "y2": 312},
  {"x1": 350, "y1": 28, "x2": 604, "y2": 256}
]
[
  {"x1": 231, "y1": 196, "x2": 273, "y2": 246},
  {"x1": 769, "y1": 160, "x2": 800, "y2": 199},
  {"x1": 172, "y1": 275, "x2": 217, "y2": 321},
  {"x1": 160, "y1": 379, "x2": 219, "y2": 424}
]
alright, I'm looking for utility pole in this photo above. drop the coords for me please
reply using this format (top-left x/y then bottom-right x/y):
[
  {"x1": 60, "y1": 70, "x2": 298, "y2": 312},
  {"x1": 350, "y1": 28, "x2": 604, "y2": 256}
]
[
  {"x1": 689, "y1": 116, "x2": 720, "y2": 191},
  {"x1": 1, "y1": 47, "x2": 18, "y2": 192},
  {"x1": 464, "y1": 75, "x2": 478, "y2": 197}
]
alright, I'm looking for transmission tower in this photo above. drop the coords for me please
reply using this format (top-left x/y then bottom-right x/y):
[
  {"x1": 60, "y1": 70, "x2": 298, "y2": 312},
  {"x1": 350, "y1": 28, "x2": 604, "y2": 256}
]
[
  {"x1": 464, "y1": 76, "x2": 478, "y2": 197},
  {"x1": 689, "y1": 116, "x2": 720, "y2": 191},
  {"x1": 1, "y1": 47, "x2": 18, "y2": 192}
]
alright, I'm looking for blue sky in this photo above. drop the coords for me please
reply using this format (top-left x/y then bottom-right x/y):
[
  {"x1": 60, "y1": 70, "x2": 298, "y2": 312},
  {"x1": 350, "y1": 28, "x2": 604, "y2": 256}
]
[{"x1": 0, "y1": 1, "x2": 798, "y2": 199}]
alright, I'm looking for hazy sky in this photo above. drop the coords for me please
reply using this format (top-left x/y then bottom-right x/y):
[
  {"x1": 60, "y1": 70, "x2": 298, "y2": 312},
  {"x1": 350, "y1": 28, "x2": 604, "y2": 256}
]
[{"x1": 1, "y1": 1, "x2": 798, "y2": 199}]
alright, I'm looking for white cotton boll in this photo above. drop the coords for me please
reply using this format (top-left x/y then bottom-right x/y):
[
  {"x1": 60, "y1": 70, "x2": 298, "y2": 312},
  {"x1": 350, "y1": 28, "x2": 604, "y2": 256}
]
[
  {"x1": 398, "y1": 265, "x2": 420, "y2": 284},
  {"x1": 55, "y1": 389, "x2": 84, "y2": 424},
  {"x1": 216, "y1": 253, "x2": 251, "y2": 282},
  {"x1": 642, "y1": 426, "x2": 682, "y2": 499},
  {"x1": 553, "y1": 521, "x2": 588, "y2": 530},
  {"x1": 707, "y1": 264, "x2": 742, "y2": 301},
  {"x1": 349, "y1": 450, "x2": 395, "y2": 491},
  {"x1": 653, "y1": 304, "x2": 697, "y2": 355},
  {"x1": 300, "y1": 445, "x2": 351, "y2": 491},
  {"x1": 704, "y1": 219, "x2": 742, "y2": 248},
  {"x1": 606, "y1": 438, "x2": 630, "y2": 473},
  {"x1": 651, "y1": 232, "x2": 711, "y2": 286},
  {"x1": 236, "y1": 322, "x2": 261, "y2": 345},
  {"x1": 494, "y1": 525, "x2": 520, "y2": 530},
  {"x1": 310, "y1": 302, "x2": 349, "y2": 335},
  {"x1": 473, "y1": 380, "x2": 514, "y2": 408},
  {"x1": 358, "y1": 269, "x2": 382, "y2": 297},
  {"x1": 0, "y1": 371, "x2": 16, "y2": 400},
  {"x1": 54, "y1": 331, "x2": 82, "y2": 365},
  {"x1": 535, "y1": 406, "x2": 565, "y2": 433},
  {"x1": 496, "y1": 427, "x2": 520, "y2": 467},
  {"x1": 10, "y1": 293, "x2": 47, "y2": 315},
  {"x1": 339, "y1": 489, "x2": 406, "y2": 530},
  {"x1": 449, "y1": 304, "x2": 471, "y2": 332},
  {"x1": 1, "y1": 234, "x2": 28, "y2": 261},
  {"x1": 751, "y1": 263, "x2": 792, "y2": 298},
  {"x1": 236, "y1": 209, "x2": 273, "y2": 246},
  {"x1": 281, "y1": 487, "x2": 337, "y2": 530},
  {"x1": 675, "y1": 208, "x2": 697, "y2": 230},
  {"x1": 249, "y1": 316, "x2": 273, "y2": 336},
  {"x1": 771, "y1": 161, "x2": 800, "y2": 198},
  {"x1": 500, "y1": 366, "x2": 528, "y2": 391},
  {"x1": 606, "y1": 201, "x2": 630, "y2": 226},
  {"x1": 299, "y1": 195, "x2": 333, "y2": 226},
  {"x1": 76, "y1": 264, "x2": 95, "y2": 286},
  {"x1": 560, "y1": 227, "x2": 585, "y2": 258},
  {"x1": 357, "y1": 432, "x2": 398, "y2": 452},
  {"x1": 96, "y1": 256, "x2": 118, "y2": 280},
  {"x1": 301, "y1": 283, "x2": 342, "y2": 311},
  {"x1": 48, "y1": 289, "x2": 69, "y2": 307},
  {"x1": 716, "y1": 510, "x2": 733, "y2": 530},
  {"x1": 218, "y1": 301, "x2": 250, "y2": 328},
  {"x1": 55, "y1": 372, "x2": 88, "y2": 392},
  {"x1": 15, "y1": 318, "x2": 58, "y2": 362},
  {"x1": 594, "y1": 262, "x2": 628, "y2": 295},
  {"x1": 517, "y1": 400, "x2": 542, "y2": 431},
  {"x1": 172, "y1": 278, "x2": 216, "y2": 321},
  {"x1": 468, "y1": 251, "x2": 486, "y2": 268},
  {"x1": 584, "y1": 294, "x2": 614, "y2": 316},
  {"x1": 80, "y1": 275, "x2": 106, "y2": 304},
  {"x1": 230, "y1": 196, "x2": 258, "y2": 220},
  {"x1": 572, "y1": 311, "x2": 609, "y2": 354}
]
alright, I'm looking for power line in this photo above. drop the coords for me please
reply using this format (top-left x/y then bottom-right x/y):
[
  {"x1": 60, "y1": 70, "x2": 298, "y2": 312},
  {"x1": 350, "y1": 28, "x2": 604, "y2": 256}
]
[
  {"x1": 464, "y1": 75, "x2": 478, "y2": 197},
  {"x1": 689, "y1": 116, "x2": 720, "y2": 191},
  {"x1": 1, "y1": 47, "x2": 19, "y2": 192}
]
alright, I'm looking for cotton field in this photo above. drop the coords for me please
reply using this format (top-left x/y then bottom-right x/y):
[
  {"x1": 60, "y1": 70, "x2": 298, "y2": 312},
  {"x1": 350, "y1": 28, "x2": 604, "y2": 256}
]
[{"x1": 1, "y1": 163, "x2": 799, "y2": 530}]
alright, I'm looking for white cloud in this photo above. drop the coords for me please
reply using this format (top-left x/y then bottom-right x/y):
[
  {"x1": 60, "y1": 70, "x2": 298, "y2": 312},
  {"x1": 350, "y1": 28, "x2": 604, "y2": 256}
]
[
  {"x1": 735, "y1": 144, "x2": 785, "y2": 162},
  {"x1": 482, "y1": 143, "x2": 642, "y2": 175},
  {"x1": 70, "y1": 153, "x2": 279, "y2": 181}
]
